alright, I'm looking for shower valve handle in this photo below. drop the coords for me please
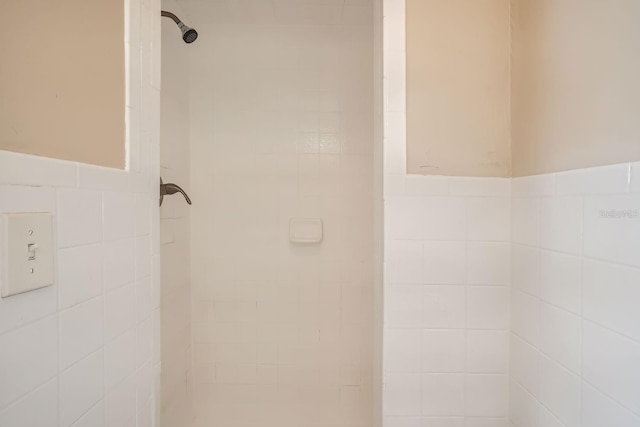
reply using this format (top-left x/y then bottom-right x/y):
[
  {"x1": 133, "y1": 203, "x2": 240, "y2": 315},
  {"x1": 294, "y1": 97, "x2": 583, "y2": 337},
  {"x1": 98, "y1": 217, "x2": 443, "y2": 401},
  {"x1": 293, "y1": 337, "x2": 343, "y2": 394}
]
[{"x1": 160, "y1": 178, "x2": 192, "y2": 206}]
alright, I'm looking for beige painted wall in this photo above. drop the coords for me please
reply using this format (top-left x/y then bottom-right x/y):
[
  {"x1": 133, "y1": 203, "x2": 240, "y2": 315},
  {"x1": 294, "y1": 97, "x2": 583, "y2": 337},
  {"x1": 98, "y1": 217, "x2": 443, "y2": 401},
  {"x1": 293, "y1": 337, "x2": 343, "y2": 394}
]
[
  {"x1": 0, "y1": 0, "x2": 125, "y2": 168},
  {"x1": 511, "y1": 0, "x2": 640, "y2": 176},
  {"x1": 406, "y1": 0, "x2": 511, "y2": 177}
]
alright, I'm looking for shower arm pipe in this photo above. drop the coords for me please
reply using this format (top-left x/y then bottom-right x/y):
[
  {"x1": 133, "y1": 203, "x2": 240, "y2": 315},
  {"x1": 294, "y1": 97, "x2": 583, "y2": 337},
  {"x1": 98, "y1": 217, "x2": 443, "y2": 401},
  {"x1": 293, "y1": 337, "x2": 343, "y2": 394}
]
[{"x1": 161, "y1": 10, "x2": 181, "y2": 24}]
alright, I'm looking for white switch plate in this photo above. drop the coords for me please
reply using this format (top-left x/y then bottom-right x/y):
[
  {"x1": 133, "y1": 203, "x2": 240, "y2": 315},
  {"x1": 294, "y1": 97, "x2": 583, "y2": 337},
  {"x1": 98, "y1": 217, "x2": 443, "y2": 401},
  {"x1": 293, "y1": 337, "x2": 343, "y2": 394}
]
[{"x1": 1, "y1": 213, "x2": 55, "y2": 298}]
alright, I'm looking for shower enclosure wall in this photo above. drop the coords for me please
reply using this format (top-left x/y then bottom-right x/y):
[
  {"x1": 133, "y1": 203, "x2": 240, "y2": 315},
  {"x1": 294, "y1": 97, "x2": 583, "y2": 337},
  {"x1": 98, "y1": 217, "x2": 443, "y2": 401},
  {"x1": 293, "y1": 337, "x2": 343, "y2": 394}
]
[{"x1": 161, "y1": 1, "x2": 376, "y2": 426}]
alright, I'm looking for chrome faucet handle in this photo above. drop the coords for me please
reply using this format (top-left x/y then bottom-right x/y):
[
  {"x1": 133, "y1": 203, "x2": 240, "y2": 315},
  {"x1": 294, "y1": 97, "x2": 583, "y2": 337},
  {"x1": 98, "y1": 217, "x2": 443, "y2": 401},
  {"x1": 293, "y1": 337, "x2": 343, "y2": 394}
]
[{"x1": 160, "y1": 178, "x2": 192, "y2": 206}]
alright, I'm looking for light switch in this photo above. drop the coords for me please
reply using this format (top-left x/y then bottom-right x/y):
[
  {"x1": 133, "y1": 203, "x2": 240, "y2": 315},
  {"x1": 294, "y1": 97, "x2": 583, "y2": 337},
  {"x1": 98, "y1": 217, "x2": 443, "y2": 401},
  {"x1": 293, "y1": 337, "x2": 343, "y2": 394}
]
[{"x1": 1, "y1": 213, "x2": 55, "y2": 298}]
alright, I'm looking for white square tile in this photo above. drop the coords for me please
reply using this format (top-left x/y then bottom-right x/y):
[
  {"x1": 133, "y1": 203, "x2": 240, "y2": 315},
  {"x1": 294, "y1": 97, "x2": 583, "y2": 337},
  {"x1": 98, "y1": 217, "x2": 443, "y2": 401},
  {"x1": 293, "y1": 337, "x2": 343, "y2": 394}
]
[
  {"x1": 539, "y1": 250, "x2": 581, "y2": 314},
  {"x1": 0, "y1": 278, "x2": 57, "y2": 336},
  {"x1": 466, "y1": 287, "x2": 509, "y2": 330},
  {"x1": 511, "y1": 244, "x2": 540, "y2": 296},
  {"x1": 0, "y1": 379, "x2": 58, "y2": 427},
  {"x1": 632, "y1": 162, "x2": 640, "y2": 193},
  {"x1": 0, "y1": 185, "x2": 56, "y2": 213},
  {"x1": 509, "y1": 380, "x2": 540, "y2": 427},
  {"x1": 421, "y1": 418, "x2": 464, "y2": 427},
  {"x1": 511, "y1": 290, "x2": 539, "y2": 346},
  {"x1": 555, "y1": 163, "x2": 631, "y2": 195},
  {"x1": 151, "y1": 308, "x2": 160, "y2": 365},
  {"x1": 103, "y1": 192, "x2": 136, "y2": 242},
  {"x1": 105, "y1": 329, "x2": 137, "y2": 392},
  {"x1": 582, "y1": 383, "x2": 640, "y2": 427},
  {"x1": 511, "y1": 198, "x2": 540, "y2": 246},
  {"x1": 583, "y1": 322, "x2": 640, "y2": 414},
  {"x1": 583, "y1": 195, "x2": 640, "y2": 267},
  {"x1": 58, "y1": 244, "x2": 102, "y2": 310},
  {"x1": 465, "y1": 374, "x2": 508, "y2": 417},
  {"x1": 135, "y1": 236, "x2": 152, "y2": 279},
  {"x1": 386, "y1": 197, "x2": 424, "y2": 239},
  {"x1": 540, "y1": 197, "x2": 582, "y2": 254},
  {"x1": 385, "y1": 329, "x2": 422, "y2": 373},
  {"x1": 466, "y1": 330, "x2": 509, "y2": 373},
  {"x1": 135, "y1": 195, "x2": 152, "y2": 236},
  {"x1": 104, "y1": 284, "x2": 136, "y2": 341},
  {"x1": 57, "y1": 189, "x2": 102, "y2": 248},
  {"x1": 511, "y1": 174, "x2": 555, "y2": 197},
  {"x1": 449, "y1": 178, "x2": 510, "y2": 197},
  {"x1": 103, "y1": 238, "x2": 136, "y2": 292},
  {"x1": 510, "y1": 334, "x2": 540, "y2": 397},
  {"x1": 105, "y1": 373, "x2": 136, "y2": 427},
  {"x1": 385, "y1": 50, "x2": 406, "y2": 112},
  {"x1": 421, "y1": 330, "x2": 465, "y2": 373},
  {"x1": 466, "y1": 242, "x2": 510, "y2": 285},
  {"x1": 78, "y1": 163, "x2": 129, "y2": 191},
  {"x1": 137, "y1": 317, "x2": 153, "y2": 367},
  {"x1": 539, "y1": 303, "x2": 581, "y2": 374},
  {"x1": 405, "y1": 176, "x2": 450, "y2": 196},
  {"x1": 136, "y1": 277, "x2": 152, "y2": 323},
  {"x1": 421, "y1": 374, "x2": 464, "y2": 416},
  {"x1": 422, "y1": 197, "x2": 466, "y2": 240},
  {"x1": 463, "y1": 419, "x2": 509, "y2": 427},
  {"x1": 423, "y1": 241, "x2": 466, "y2": 285},
  {"x1": 538, "y1": 406, "x2": 566, "y2": 427},
  {"x1": 384, "y1": 111, "x2": 407, "y2": 164},
  {"x1": 466, "y1": 198, "x2": 510, "y2": 241},
  {"x1": 538, "y1": 356, "x2": 581, "y2": 427},
  {"x1": 386, "y1": 240, "x2": 423, "y2": 284},
  {"x1": 383, "y1": 0, "x2": 406, "y2": 53},
  {"x1": 384, "y1": 374, "x2": 421, "y2": 416},
  {"x1": 59, "y1": 297, "x2": 103, "y2": 371},
  {"x1": 583, "y1": 260, "x2": 640, "y2": 341},
  {"x1": 423, "y1": 286, "x2": 465, "y2": 329},
  {"x1": 0, "y1": 316, "x2": 58, "y2": 408},
  {"x1": 137, "y1": 360, "x2": 153, "y2": 403},
  {"x1": 59, "y1": 350, "x2": 104, "y2": 427},
  {"x1": 70, "y1": 400, "x2": 104, "y2": 427},
  {"x1": 0, "y1": 151, "x2": 77, "y2": 187}
]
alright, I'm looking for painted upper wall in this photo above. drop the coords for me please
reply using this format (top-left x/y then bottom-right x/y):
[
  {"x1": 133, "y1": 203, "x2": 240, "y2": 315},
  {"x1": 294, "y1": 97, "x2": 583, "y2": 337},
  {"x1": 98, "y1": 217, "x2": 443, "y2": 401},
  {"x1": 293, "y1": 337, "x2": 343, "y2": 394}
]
[
  {"x1": 406, "y1": 0, "x2": 511, "y2": 177},
  {"x1": 511, "y1": 0, "x2": 640, "y2": 176},
  {"x1": 0, "y1": 0, "x2": 125, "y2": 169}
]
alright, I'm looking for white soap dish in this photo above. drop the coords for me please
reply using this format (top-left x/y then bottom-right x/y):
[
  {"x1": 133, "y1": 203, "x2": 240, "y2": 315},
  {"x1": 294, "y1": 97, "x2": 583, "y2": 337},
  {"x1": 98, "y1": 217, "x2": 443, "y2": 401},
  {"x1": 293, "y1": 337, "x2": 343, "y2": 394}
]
[{"x1": 289, "y1": 218, "x2": 323, "y2": 244}]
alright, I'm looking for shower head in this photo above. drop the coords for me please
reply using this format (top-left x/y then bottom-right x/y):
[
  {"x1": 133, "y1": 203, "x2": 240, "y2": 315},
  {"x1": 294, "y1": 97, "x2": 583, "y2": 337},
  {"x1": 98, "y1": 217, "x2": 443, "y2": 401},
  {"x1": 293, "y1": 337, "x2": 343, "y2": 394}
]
[
  {"x1": 161, "y1": 10, "x2": 198, "y2": 44},
  {"x1": 178, "y1": 22, "x2": 198, "y2": 44}
]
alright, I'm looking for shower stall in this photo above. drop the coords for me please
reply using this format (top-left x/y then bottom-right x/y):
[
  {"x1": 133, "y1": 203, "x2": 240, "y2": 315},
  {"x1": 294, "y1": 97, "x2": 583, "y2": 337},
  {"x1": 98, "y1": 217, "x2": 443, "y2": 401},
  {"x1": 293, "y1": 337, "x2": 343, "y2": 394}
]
[{"x1": 160, "y1": 1, "x2": 381, "y2": 426}]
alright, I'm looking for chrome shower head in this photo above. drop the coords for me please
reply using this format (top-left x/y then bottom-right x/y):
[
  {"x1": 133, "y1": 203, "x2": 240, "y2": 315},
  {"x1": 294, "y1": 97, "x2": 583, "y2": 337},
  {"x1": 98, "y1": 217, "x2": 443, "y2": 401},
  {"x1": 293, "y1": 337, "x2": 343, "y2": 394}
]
[{"x1": 161, "y1": 10, "x2": 198, "y2": 44}]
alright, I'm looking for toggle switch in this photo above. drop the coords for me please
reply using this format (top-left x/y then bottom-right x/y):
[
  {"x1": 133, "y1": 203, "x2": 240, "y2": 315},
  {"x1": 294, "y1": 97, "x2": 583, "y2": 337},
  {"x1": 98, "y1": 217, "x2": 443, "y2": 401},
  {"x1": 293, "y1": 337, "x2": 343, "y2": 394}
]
[
  {"x1": 27, "y1": 243, "x2": 40, "y2": 261},
  {"x1": 1, "y1": 213, "x2": 55, "y2": 298}
]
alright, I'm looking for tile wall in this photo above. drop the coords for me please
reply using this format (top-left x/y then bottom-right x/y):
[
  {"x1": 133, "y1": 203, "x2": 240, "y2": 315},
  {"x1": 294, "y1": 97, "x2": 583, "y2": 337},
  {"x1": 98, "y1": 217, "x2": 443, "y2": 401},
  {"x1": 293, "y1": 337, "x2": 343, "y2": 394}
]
[
  {"x1": 183, "y1": 2, "x2": 375, "y2": 427},
  {"x1": 383, "y1": 176, "x2": 512, "y2": 427},
  {"x1": 383, "y1": 0, "x2": 511, "y2": 425},
  {"x1": 510, "y1": 163, "x2": 640, "y2": 427},
  {"x1": 383, "y1": 2, "x2": 640, "y2": 427},
  {"x1": 0, "y1": 0, "x2": 162, "y2": 425},
  {"x1": 159, "y1": 0, "x2": 194, "y2": 425}
]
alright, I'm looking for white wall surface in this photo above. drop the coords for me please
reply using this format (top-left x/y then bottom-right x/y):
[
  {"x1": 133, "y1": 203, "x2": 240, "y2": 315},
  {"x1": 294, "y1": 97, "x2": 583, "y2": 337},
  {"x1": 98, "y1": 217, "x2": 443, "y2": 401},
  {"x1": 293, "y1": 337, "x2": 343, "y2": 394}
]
[
  {"x1": 383, "y1": 0, "x2": 511, "y2": 425},
  {"x1": 182, "y1": 1, "x2": 375, "y2": 426},
  {"x1": 0, "y1": 0, "x2": 162, "y2": 425},
  {"x1": 510, "y1": 163, "x2": 640, "y2": 427},
  {"x1": 160, "y1": 0, "x2": 194, "y2": 425}
]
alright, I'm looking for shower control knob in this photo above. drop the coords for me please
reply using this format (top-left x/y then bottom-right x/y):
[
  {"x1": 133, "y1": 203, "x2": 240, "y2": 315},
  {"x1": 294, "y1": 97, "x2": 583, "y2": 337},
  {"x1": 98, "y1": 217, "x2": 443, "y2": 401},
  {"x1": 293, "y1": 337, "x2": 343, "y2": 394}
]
[{"x1": 160, "y1": 178, "x2": 192, "y2": 207}]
